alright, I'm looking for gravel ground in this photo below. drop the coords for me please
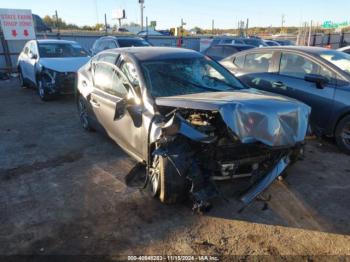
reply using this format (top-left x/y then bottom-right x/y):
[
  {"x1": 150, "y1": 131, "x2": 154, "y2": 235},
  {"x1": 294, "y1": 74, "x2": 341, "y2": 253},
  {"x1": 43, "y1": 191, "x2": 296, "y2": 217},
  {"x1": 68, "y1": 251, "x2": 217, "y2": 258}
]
[{"x1": 0, "y1": 78, "x2": 349, "y2": 260}]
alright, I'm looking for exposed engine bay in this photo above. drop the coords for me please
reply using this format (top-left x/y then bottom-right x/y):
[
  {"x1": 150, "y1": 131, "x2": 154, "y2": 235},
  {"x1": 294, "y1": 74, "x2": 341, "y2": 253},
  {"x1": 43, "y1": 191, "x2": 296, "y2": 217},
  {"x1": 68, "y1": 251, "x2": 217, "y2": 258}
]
[{"x1": 151, "y1": 107, "x2": 305, "y2": 212}]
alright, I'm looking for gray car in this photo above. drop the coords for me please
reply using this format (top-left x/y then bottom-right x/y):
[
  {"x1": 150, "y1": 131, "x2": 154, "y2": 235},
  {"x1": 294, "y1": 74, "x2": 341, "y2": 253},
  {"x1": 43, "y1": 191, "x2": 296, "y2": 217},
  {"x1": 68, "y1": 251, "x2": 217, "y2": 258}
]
[
  {"x1": 76, "y1": 47, "x2": 310, "y2": 210},
  {"x1": 91, "y1": 36, "x2": 151, "y2": 55},
  {"x1": 221, "y1": 46, "x2": 350, "y2": 154}
]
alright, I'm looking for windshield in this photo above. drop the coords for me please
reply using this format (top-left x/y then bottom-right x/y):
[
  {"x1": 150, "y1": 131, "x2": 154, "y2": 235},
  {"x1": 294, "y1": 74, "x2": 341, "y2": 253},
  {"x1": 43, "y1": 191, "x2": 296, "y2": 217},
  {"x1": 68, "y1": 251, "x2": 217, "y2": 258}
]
[
  {"x1": 141, "y1": 57, "x2": 245, "y2": 97},
  {"x1": 38, "y1": 43, "x2": 88, "y2": 58},
  {"x1": 319, "y1": 50, "x2": 350, "y2": 74},
  {"x1": 118, "y1": 39, "x2": 151, "y2": 47}
]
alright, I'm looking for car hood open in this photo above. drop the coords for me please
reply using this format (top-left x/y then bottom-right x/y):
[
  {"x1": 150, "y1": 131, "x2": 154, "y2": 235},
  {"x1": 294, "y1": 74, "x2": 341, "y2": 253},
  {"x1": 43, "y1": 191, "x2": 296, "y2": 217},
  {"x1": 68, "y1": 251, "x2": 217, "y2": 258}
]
[
  {"x1": 39, "y1": 57, "x2": 90, "y2": 73},
  {"x1": 155, "y1": 90, "x2": 311, "y2": 147}
]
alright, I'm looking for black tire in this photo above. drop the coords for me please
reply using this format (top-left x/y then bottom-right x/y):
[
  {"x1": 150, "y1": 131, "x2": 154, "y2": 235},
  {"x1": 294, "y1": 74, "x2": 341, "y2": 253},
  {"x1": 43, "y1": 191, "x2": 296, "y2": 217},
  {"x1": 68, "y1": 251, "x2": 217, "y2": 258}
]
[
  {"x1": 335, "y1": 115, "x2": 350, "y2": 155},
  {"x1": 77, "y1": 94, "x2": 94, "y2": 131},
  {"x1": 159, "y1": 156, "x2": 186, "y2": 204},
  {"x1": 37, "y1": 78, "x2": 52, "y2": 101},
  {"x1": 151, "y1": 142, "x2": 192, "y2": 204}
]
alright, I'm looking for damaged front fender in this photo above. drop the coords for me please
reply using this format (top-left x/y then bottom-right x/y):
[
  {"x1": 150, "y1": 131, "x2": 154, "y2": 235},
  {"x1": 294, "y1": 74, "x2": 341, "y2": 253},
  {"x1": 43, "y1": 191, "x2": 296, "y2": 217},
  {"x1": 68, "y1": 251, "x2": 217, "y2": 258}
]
[{"x1": 150, "y1": 113, "x2": 216, "y2": 144}]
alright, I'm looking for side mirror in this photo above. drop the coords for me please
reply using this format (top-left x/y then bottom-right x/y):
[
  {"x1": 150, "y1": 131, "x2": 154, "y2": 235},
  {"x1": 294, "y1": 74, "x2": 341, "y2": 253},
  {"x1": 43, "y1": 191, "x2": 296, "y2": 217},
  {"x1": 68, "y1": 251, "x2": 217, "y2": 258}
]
[
  {"x1": 304, "y1": 74, "x2": 329, "y2": 89},
  {"x1": 114, "y1": 99, "x2": 127, "y2": 120}
]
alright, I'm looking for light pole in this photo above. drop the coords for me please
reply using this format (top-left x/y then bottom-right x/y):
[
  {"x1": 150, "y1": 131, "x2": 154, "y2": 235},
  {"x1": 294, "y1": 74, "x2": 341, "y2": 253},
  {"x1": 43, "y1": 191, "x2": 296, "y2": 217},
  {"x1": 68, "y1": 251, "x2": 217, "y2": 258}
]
[{"x1": 139, "y1": 0, "x2": 145, "y2": 31}]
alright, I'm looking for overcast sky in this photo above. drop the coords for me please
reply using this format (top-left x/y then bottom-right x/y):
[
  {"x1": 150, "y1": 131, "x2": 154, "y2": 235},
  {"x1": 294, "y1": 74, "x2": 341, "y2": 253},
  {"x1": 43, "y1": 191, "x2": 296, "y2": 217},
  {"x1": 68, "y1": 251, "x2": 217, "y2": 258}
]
[{"x1": 1, "y1": 0, "x2": 349, "y2": 29}]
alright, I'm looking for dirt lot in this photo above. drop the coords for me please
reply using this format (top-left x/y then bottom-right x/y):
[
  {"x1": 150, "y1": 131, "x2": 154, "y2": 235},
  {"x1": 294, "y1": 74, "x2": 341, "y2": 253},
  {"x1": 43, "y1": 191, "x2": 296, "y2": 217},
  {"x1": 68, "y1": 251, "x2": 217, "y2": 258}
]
[{"x1": 0, "y1": 78, "x2": 350, "y2": 259}]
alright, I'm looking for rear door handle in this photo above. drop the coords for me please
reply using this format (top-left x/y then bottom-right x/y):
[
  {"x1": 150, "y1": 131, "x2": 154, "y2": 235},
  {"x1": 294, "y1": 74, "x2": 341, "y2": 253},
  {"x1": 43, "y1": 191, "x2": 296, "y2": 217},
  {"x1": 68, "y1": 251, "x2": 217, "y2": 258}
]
[
  {"x1": 90, "y1": 99, "x2": 100, "y2": 108},
  {"x1": 273, "y1": 81, "x2": 284, "y2": 87}
]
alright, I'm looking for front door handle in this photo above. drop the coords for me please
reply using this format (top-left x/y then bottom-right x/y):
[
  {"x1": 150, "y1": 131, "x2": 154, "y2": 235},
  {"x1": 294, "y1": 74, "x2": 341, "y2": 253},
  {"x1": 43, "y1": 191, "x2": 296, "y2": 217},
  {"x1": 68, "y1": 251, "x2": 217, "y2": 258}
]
[
  {"x1": 273, "y1": 81, "x2": 284, "y2": 87},
  {"x1": 272, "y1": 81, "x2": 287, "y2": 90},
  {"x1": 90, "y1": 99, "x2": 100, "y2": 108}
]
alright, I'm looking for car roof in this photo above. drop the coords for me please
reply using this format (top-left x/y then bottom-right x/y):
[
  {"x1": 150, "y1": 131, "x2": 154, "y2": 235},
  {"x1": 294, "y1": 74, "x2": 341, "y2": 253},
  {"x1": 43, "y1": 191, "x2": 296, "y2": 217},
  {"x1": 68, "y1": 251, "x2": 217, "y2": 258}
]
[
  {"x1": 102, "y1": 47, "x2": 203, "y2": 62},
  {"x1": 36, "y1": 39, "x2": 78, "y2": 45},
  {"x1": 215, "y1": 44, "x2": 255, "y2": 48},
  {"x1": 230, "y1": 46, "x2": 333, "y2": 55},
  {"x1": 98, "y1": 36, "x2": 145, "y2": 41}
]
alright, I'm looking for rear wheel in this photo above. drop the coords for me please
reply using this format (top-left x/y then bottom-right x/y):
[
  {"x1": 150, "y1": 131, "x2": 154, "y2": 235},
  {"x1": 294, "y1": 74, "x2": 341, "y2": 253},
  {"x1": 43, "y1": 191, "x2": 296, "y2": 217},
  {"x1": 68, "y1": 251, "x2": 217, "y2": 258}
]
[{"x1": 335, "y1": 115, "x2": 350, "y2": 155}]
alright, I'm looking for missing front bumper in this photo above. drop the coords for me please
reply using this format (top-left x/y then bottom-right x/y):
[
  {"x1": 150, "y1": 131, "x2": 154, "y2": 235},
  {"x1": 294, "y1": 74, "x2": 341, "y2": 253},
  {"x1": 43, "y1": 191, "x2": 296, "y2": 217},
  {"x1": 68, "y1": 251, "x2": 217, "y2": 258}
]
[{"x1": 240, "y1": 156, "x2": 290, "y2": 205}]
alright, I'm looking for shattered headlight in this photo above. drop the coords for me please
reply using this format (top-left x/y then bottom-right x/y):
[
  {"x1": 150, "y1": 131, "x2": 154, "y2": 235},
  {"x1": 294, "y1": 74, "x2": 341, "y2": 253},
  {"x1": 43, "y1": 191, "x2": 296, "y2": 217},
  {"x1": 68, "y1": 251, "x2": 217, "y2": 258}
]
[{"x1": 40, "y1": 67, "x2": 57, "y2": 88}]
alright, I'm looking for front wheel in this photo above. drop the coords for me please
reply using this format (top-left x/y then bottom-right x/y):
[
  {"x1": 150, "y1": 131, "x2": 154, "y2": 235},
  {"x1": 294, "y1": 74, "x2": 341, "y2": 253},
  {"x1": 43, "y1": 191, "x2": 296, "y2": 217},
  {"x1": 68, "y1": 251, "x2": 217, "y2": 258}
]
[
  {"x1": 77, "y1": 95, "x2": 94, "y2": 131},
  {"x1": 149, "y1": 142, "x2": 191, "y2": 204},
  {"x1": 335, "y1": 115, "x2": 350, "y2": 155},
  {"x1": 37, "y1": 78, "x2": 52, "y2": 101},
  {"x1": 18, "y1": 68, "x2": 25, "y2": 87}
]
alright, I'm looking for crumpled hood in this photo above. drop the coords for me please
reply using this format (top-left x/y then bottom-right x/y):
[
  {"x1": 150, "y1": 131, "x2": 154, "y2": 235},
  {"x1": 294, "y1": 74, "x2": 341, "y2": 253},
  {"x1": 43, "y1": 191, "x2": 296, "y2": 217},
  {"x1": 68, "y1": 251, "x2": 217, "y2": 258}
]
[
  {"x1": 39, "y1": 57, "x2": 90, "y2": 73},
  {"x1": 155, "y1": 90, "x2": 311, "y2": 147}
]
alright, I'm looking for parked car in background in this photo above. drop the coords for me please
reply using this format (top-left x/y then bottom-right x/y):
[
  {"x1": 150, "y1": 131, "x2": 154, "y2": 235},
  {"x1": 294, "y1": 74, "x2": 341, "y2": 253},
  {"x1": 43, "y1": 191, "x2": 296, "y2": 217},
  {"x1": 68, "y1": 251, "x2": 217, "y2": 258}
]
[
  {"x1": 221, "y1": 46, "x2": 350, "y2": 154},
  {"x1": 264, "y1": 40, "x2": 281, "y2": 46},
  {"x1": 274, "y1": 40, "x2": 295, "y2": 46},
  {"x1": 17, "y1": 39, "x2": 90, "y2": 101},
  {"x1": 241, "y1": 38, "x2": 269, "y2": 47},
  {"x1": 337, "y1": 46, "x2": 350, "y2": 54},
  {"x1": 91, "y1": 36, "x2": 151, "y2": 55},
  {"x1": 202, "y1": 44, "x2": 255, "y2": 61},
  {"x1": 137, "y1": 30, "x2": 163, "y2": 36},
  {"x1": 32, "y1": 14, "x2": 52, "y2": 33},
  {"x1": 76, "y1": 47, "x2": 310, "y2": 210}
]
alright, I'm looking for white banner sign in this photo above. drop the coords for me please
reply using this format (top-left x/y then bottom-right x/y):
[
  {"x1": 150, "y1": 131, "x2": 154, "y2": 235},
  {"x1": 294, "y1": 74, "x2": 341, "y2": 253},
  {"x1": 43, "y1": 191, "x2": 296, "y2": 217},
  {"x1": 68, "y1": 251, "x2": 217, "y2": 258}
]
[{"x1": 0, "y1": 8, "x2": 36, "y2": 40}]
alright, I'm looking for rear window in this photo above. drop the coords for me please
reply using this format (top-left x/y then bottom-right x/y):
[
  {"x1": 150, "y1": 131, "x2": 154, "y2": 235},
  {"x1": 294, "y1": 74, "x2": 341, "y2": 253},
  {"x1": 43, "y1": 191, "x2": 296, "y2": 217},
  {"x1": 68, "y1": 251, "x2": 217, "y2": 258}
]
[
  {"x1": 118, "y1": 39, "x2": 151, "y2": 47},
  {"x1": 245, "y1": 52, "x2": 273, "y2": 72}
]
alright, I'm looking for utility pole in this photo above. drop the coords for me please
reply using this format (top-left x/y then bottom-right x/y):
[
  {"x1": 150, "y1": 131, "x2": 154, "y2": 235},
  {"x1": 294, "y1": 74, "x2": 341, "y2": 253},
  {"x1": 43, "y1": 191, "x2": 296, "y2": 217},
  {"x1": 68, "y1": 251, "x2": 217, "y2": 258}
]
[
  {"x1": 246, "y1": 18, "x2": 249, "y2": 37},
  {"x1": 139, "y1": 0, "x2": 145, "y2": 31},
  {"x1": 308, "y1": 20, "x2": 313, "y2": 46},
  {"x1": 55, "y1": 10, "x2": 60, "y2": 39},
  {"x1": 146, "y1": 16, "x2": 149, "y2": 36},
  {"x1": 212, "y1": 19, "x2": 215, "y2": 35},
  {"x1": 104, "y1": 13, "x2": 108, "y2": 35},
  {"x1": 281, "y1": 14, "x2": 285, "y2": 34}
]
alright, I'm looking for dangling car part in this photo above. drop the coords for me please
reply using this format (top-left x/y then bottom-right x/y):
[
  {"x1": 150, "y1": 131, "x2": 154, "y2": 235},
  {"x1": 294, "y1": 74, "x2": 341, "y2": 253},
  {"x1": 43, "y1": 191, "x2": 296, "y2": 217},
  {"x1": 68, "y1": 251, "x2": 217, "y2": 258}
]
[{"x1": 76, "y1": 47, "x2": 311, "y2": 210}]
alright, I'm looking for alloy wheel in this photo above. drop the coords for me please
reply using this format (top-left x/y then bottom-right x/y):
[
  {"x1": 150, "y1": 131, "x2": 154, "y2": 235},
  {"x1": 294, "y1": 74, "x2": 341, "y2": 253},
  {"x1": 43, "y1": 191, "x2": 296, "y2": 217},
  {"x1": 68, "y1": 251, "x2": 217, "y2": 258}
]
[
  {"x1": 341, "y1": 124, "x2": 350, "y2": 150},
  {"x1": 149, "y1": 155, "x2": 160, "y2": 197},
  {"x1": 78, "y1": 98, "x2": 89, "y2": 129}
]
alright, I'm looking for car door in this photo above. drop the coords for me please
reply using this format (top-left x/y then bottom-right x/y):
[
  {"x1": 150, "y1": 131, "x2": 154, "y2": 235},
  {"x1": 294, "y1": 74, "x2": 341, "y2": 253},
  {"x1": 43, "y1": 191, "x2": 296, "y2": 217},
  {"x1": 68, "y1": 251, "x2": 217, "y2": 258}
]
[
  {"x1": 27, "y1": 41, "x2": 39, "y2": 83},
  {"x1": 268, "y1": 52, "x2": 337, "y2": 132},
  {"x1": 90, "y1": 56, "x2": 144, "y2": 161},
  {"x1": 19, "y1": 43, "x2": 31, "y2": 80}
]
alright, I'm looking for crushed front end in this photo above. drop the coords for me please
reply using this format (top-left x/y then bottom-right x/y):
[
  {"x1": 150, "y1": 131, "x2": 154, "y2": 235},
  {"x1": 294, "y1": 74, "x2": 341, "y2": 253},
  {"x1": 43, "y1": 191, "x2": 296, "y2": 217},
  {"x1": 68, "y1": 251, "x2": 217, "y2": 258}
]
[
  {"x1": 151, "y1": 91, "x2": 311, "y2": 211},
  {"x1": 39, "y1": 68, "x2": 76, "y2": 95}
]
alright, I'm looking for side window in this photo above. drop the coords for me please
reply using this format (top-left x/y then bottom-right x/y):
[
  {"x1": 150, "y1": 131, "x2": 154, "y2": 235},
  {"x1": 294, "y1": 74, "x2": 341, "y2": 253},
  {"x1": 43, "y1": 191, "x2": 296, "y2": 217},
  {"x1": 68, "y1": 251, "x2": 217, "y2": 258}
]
[
  {"x1": 104, "y1": 40, "x2": 117, "y2": 50},
  {"x1": 94, "y1": 63, "x2": 128, "y2": 97},
  {"x1": 29, "y1": 42, "x2": 37, "y2": 56},
  {"x1": 98, "y1": 53, "x2": 119, "y2": 64},
  {"x1": 245, "y1": 52, "x2": 273, "y2": 72},
  {"x1": 23, "y1": 45, "x2": 30, "y2": 55},
  {"x1": 94, "y1": 63, "x2": 114, "y2": 93},
  {"x1": 233, "y1": 55, "x2": 245, "y2": 68},
  {"x1": 121, "y1": 62, "x2": 140, "y2": 86},
  {"x1": 279, "y1": 53, "x2": 319, "y2": 79}
]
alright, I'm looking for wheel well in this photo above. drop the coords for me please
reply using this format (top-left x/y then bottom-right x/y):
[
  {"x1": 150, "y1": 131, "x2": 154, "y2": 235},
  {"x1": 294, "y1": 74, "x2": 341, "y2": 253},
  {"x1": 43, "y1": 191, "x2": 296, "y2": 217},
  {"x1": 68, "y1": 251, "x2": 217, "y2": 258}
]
[{"x1": 334, "y1": 112, "x2": 350, "y2": 135}]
